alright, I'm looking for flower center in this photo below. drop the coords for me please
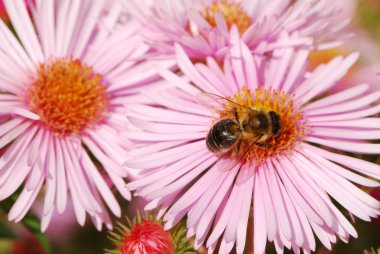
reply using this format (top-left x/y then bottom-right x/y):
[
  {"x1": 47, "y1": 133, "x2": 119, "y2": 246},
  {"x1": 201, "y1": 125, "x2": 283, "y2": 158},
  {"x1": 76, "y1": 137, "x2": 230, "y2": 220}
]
[
  {"x1": 201, "y1": 0, "x2": 252, "y2": 35},
  {"x1": 27, "y1": 58, "x2": 110, "y2": 136},
  {"x1": 216, "y1": 86, "x2": 306, "y2": 166},
  {"x1": 121, "y1": 220, "x2": 174, "y2": 254}
]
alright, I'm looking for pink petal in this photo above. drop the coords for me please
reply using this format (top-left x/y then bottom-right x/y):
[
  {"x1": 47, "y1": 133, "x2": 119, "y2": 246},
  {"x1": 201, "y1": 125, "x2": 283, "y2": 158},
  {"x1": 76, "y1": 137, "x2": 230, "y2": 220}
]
[
  {"x1": 304, "y1": 84, "x2": 368, "y2": 111},
  {"x1": 0, "y1": 125, "x2": 37, "y2": 171},
  {"x1": 302, "y1": 143, "x2": 380, "y2": 179},
  {"x1": 70, "y1": 186, "x2": 86, "y2": 226},
  {"x1": 195, "y1": 63, "x2": 231, "y2": 96},
  {"x1": 8, "y1": 165, "x2": 45, "y2": 222},
  {"x1": 293, "y1": 202, "x2": 316, "y2": 251},
  {"x1": 309, "y1": 104, "x2": 380, "y2": 122},
  {"x1": 302, "y1": 52, "x2": 359, "y2": 102},
  {"x1": 267, "y1": 47, "x2": 294, "y2": 91},
  {"x1": 307, "y1": 91, "x2": 380, "y2": 117},
  {"x1": 274, "y1": 158, "x2": 323, "y2": 226},
  {"x1": 294, "y1": 153, "x2": 376, "y2": 221},
  {"x1": 128, "y1": 151, "x2": 209, "y2": 190},
  {"x1": 265, "y1": 162, "x2": 292, "y2": 241},
  {"x1": 310, "y1": 118, "x2": 380, "y2": 129},
  {"x1": 310, "y1": 127, "x2": 380, "y2": 140},
  {"x1": 127, "y1": 104, "x2": 210, "y2": 125},
  {"x1": 145, "y1": 156, "x2": 216, "y2": 200},
  {"x1": 157, "y1": 66, "x2": 200, "y2": 96},
  {"x1": 125, "y1": 140, "x2": 207, "y2": 169},
  {"x1": 309, "y1": 221, "x2": 332, "y2": 250},
  {"x1": 0, "y1": 19, "x2": 34, "y2": 72},
  {"x1": 167, "y1": 166, "x2": 229, "y2": 218},
  {"x1": 4, "y1": 0, "x2": 44, "y2": 63},
  {"x1": 109, "y1": 171, "x2": 131, "y2": 201},
  {"x1": 301, "y1": 148, "x2": 379, "y2": 187},
  {"x1": 61, "y1": 140, "x2": 99, "y2": 214},
  {"x1": 138, "y1": 150, "x2": 212, "y2": 197},
  {"x1": 253, "y1": 171, "x2": 267, "y2": 254},
  {"x1": 26, "y1": 131, "x2": 49, "y2": 191},
  {"x1": 128, "y1": 116, "x2": 208, "y2": 133},
  {"x1": 276, "y1": 172, "x2": 304, "y2": 246},
  {"x1": 306, "y1": 136, "x2": 380, "y2": 154},
  {"x1": 205, "y1": 166, "x2": 240, "y2": 245},
  {"x1": 175, "y1": 44, "x2": 216, "y2": 91},
  {"x1": 0, "y1": 118, "x2": 24, "y2": 137},
  {"x1": 190, "y1": 167, "x2": 234, "y2": 238},
  {"x1": 0, "y1": 120, "x2": 32, "y2": 149},
  {"x1": 236, "y1": 168, "x2": 254, "y2": 254},
  {"x1": 81, "y1": 150, "x2": 121, "y2": 217},
  {"x1": 42, "y1": 137, "x2": 57, "y2": 217},
  {"x1": 229, "y1": 26, "x2": 247, "y2": 90},
  {"x1": 41, "y1": 209, "x2": 54, "y2": 232},
  {"x1": 65, "y1": 140, "x2": 103, "y2": 213},
  {"x1": 55, "y1": 0, "x2": 81, "y2": 57},
  {"x1": 34, "y1": 0, "x2": 55, "y2": 57},
  {"x1": 301, "y1": 150, "x2": 380, "y2": 208},
  {"x1": 257, "y1": 165, "x2": 277, "y2": 241},
  {"x1": 87, "y1": 129, "x2": 128, "y2": 164},
  {"x1": 54, "y1": 138, "x2": 68, "y2": 214},
  {"x1": 71, "y1": 0, "x2": 106, "y2": 58},
  {"x1": 278, "y1": 156, "x2": 332, "y2": 226},
  {"x1": 83, "y1": 137, "x2": 127, "y2": 177},
  {"x1": 282, "y1": 49, "x2": 309, "y2": 93}
]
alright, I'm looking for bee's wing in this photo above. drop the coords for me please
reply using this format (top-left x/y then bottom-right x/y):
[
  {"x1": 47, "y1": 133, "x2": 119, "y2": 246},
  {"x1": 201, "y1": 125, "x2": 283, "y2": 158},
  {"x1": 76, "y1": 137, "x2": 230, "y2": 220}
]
[
  {"x1": 216, "y1": 148, "x2": 251, "y2": 173},
  {"x1": 215, "y1": 135, "x2": 262, "y2": 182},
  {"x1": 216, "y1": 155, "x2": 254, "y2": 184},
  {"x1": 196, "y1": 92, "x2": 251, "y2": 111},
  {"x1": 215, "y1": 156, "x2": 241, "y2": 172}
]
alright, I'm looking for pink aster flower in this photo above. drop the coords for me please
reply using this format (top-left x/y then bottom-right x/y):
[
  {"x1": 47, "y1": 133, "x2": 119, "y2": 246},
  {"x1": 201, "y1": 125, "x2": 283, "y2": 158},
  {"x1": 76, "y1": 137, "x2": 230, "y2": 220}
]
[
  {"x1": 0, "y1": 0, "x2": 160, "y2": 231},
  {"x1": 126, "y1": 30, "x2": 380, "y2": 253},
  {"x1": 127, "y1": 0, "x2": 349, "y2": 61}
]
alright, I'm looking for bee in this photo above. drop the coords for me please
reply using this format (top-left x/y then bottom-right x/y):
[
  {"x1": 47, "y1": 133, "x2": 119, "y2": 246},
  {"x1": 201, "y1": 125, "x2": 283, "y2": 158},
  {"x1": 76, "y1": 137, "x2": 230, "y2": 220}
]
[{"x1": 197, "y1": 93, "x2": 281, "y2": 166}]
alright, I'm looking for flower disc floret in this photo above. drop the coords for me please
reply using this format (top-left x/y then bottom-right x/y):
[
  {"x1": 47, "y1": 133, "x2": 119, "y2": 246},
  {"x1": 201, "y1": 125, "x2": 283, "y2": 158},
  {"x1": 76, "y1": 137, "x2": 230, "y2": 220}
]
[{"x1": 27, "y1": 58, "x2": 110, "y2": 136}]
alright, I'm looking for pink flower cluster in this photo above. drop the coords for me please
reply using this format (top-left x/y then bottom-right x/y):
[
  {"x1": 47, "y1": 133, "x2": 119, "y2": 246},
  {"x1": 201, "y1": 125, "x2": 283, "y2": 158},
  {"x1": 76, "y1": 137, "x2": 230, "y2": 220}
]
[{"x1": 0, "y1": 0, "x2": 379, "y2": 253}]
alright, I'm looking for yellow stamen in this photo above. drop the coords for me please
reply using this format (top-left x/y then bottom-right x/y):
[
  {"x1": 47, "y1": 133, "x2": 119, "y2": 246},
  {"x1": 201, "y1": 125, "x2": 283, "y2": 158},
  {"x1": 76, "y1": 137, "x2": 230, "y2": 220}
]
[
  {"x1": 217, "y1": 86, "x2": 306, "y2": 166},
  {"x1": 201, "y1": 0, "x2": 252, "y2": 35},
  {"x1": 27, "y1": 58, "x2": 110, "y2": 136}
]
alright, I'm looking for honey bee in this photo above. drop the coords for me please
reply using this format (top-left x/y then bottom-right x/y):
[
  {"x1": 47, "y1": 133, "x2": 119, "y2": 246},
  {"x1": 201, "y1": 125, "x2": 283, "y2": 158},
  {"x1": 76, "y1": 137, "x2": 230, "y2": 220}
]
[{"x1": 197, "y1": 93, "x2": 281, "y2": 166}]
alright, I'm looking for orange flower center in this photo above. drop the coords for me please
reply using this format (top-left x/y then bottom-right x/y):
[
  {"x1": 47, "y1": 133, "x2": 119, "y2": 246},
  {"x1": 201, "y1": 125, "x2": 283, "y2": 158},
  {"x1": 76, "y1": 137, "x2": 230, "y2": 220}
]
[
  {"x1": 201, "y1": 0, "x2": 252, "y2": 34},
  {"x1": 27, "y1": 58, "x2": 110, "y2": 136},
  {"x1": 216, "y1": 86, "x2": 306, "y2": 166}
]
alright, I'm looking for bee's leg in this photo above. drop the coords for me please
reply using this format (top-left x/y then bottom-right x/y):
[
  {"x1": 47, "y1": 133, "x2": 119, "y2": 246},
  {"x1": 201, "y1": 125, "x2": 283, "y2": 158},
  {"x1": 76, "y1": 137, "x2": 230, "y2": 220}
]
[
  {"x1": 233, "y1": 107, "x2": 239, "y2": 123},
  {"x1": 252, "y1": 134, "x2": 271, "y2": 149},
  {"x1": 255, "y1": 142, "x2": 272, "y2": 149},
  {"x1": 236, "y1": 139, "x2": 242, "y2": 153}
]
